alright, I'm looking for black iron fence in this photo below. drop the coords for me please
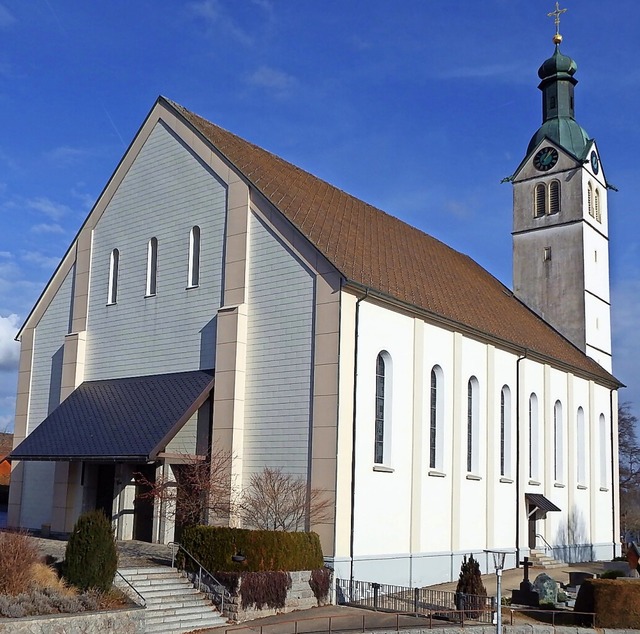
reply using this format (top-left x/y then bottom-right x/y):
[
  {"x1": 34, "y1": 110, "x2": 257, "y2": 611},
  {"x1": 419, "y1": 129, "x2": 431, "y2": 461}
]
[{"x1": 336, "y1": 578, "x2": 495, "y2": 624}]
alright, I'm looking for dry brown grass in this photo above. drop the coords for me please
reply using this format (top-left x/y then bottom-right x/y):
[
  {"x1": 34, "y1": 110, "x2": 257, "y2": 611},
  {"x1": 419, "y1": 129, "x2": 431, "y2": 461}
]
[
  {"x1": 0, "y1": 530, "x2": 40, "y2": 595},
  {"x1": 29, "y1": 562, "x2": 77, "y2": 596}
]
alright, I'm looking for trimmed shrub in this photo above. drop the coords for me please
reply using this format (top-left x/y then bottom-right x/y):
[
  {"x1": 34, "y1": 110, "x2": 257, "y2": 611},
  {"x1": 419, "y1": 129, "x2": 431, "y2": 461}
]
[
  {"x1": 63, "y1": 510, "x2": 118, "y2": 592},
  {"x1": 600, "y1": 569, "x2": 626, "y2": 579},
  {"x1": 575, "y1": 578, "x2": 640, "y2": 627},
  {"x1": 179, "y1": 525, "x2": 323, "y2": 572},
  {"x1": 0, "y1": 530, "x2": 40, "y2": 595}
]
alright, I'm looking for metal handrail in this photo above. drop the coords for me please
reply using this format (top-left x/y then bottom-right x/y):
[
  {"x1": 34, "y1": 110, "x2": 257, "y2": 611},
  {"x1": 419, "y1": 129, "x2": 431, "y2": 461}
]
[
  {"x1": 115, "y1": 570, "x2": 147, "y2": 607},
  {"x1": 168, "y1": 541, "x2": 232, "y2": 613},
  {"x1": 534, "y1": 533, "x2": 554, "y2": 554}
]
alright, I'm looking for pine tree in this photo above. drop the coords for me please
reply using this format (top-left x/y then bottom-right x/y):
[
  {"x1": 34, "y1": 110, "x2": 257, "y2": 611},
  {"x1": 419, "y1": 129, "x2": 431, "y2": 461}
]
[
  {"x1": 63, "y1": 510, "x2": 118, "y2": 592},
  {"x1": 455, "y1": 554, "x2": 487, "y2": 618}
]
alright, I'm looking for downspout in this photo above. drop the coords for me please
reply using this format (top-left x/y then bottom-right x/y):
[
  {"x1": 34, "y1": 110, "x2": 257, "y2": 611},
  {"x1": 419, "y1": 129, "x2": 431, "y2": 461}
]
[
  {"x1": 610, "y1": 388, "x2": 617, "y2": 557},
  {"x1": 349, "y1": 289, "x2": 369, "y2": 583},
  {"x1": 515, "y1": 351, "x2": 528, "y2": 567}
]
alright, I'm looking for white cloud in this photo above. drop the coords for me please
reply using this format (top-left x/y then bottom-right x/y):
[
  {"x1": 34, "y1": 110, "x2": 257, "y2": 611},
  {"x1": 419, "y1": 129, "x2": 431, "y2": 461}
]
[
  {"x1": 21, "y1": 250, "x2": 60, "y2": 270},
  {"x1": 25, "y1": 196, "x2": 70, "y2": 220},
  {"x1": 44, "y1": 146, "x2": 90, "y2": 167},
  {"x1": 246, "y1": 65, "x2": 296, "y2": 98},
  {"x1": 31, "y1": 223, "x2": 65, "y2": 234},
  {"x1": 188, "y1": 0, "x2": 253, "y2": 46},
  {"x1": 0, "y1": 414, "x2": 13, "y2": 433},
  {"x1": 0, "y1": 314, "x2": 19, "y2": 373},
  {"x1": 0, "y1": 4, "x2": 16, "y2": 29}
]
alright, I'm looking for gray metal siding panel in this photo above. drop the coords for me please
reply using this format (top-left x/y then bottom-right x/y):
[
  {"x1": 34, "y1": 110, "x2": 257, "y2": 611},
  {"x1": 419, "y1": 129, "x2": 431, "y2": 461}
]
[
  {"x1": 244, "y1": 214, "x2": 314, "y2": 476},
  {"x1": 20, "y1": 269, "x2": 74, "y2": 528},
  {"x1": 84, "y1": 123, "x2": 225, "y2": 381}
]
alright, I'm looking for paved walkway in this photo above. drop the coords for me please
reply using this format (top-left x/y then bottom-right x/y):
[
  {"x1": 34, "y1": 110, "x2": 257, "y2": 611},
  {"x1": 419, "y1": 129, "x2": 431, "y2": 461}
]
[{"x1": 33, "y1": 535, "x2": 174, "y2": 568}]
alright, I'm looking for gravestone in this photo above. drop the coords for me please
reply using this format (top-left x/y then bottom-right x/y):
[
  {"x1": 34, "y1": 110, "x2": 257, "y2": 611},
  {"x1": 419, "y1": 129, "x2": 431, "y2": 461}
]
[
  {"x1": 533, "y1": 572, "x2": 558, "y2": 605},
  {"x1": 511, "y1": 557, "x2": 539, "y2": 606}
]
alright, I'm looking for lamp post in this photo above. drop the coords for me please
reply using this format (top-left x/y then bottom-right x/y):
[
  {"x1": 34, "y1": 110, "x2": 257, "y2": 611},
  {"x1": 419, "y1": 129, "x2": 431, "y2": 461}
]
[{"x1": 484, "y1": 550, "x2": 507, "y2": 634}]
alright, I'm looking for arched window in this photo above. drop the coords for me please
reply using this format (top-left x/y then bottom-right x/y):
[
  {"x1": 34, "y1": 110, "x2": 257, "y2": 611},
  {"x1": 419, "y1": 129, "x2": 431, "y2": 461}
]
[
  {"x1": 146, "y1": 237, "x2": 158, "y2": 296},
  {"x1": 576, "y1": 407, "x2": 586, "y2": 486},
  {"x1": 188, "y1": 226, "x2": 201, "y2": 287},
  {"x1": 374, "y1": 352, "x2": 392, "y2": 464},
  {"x1": 594, "y1": 189, "x2": 601, "y2": 223},
  {"x1": 429, "y1": 366, "x2": 444, "y2": 470},
  {"x1": 599, "y1": 413, "x2": 608, "y2": 488},
  {"x1": 467, "y1": 377, "x2": 479, "y2": 473},
  {"x1": 108, "y1": 248, "x2": 119, "y2": 305},
  {"x1": 549, "y1": 180, "x2": 560, "y2": 214},
  {"x1": 554, "y1": 400, "x2": 563, "y2": 482},
  {"x1": 587, "y1": 182, "x2": 594, "y2": 217},
  {"x1": 500, "y1": 386, "x2": 512, "y2": 477},
  {"x1": 534, "y1": 183, "x2": 547, "y2": 217},
  {"x1": 529, "y1": 393, "x2": 539, "y2": 480}
]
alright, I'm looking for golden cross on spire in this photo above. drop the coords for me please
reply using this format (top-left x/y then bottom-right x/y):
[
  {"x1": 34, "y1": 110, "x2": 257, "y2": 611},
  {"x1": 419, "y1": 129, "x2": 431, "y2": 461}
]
[{"x1": 548, "y1": 2, "x2": 567, "y2": 44}]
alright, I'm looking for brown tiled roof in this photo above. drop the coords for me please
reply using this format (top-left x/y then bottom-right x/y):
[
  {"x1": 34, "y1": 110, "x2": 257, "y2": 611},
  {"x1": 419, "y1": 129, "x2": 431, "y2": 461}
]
[{"x1": 167, "y1": 99, "x2": 618, "y2": 386}]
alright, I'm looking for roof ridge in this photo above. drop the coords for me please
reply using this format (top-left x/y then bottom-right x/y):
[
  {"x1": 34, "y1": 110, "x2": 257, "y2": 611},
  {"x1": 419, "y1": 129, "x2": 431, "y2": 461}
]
[{"x1": 165, "y1": 98, "x2": 617, "y2": 386}]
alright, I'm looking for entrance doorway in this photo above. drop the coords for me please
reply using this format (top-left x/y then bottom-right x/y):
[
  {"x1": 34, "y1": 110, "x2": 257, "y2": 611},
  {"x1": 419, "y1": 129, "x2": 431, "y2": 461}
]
[
  {"x1": 133, "y1": 464, "x2": 156, "y2": 542},
  {"x1": 528, "y1": 504, "x2": 537, "y2": 549},
  {"x1": 95, "y1": 464, "x2": 116, "y2": 520}
]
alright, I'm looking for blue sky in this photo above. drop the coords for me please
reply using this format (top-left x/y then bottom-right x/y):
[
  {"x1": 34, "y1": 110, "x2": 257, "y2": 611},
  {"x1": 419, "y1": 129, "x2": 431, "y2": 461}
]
[{"x1": 0, "y1": 1, "x2": 639, "y2": 431}]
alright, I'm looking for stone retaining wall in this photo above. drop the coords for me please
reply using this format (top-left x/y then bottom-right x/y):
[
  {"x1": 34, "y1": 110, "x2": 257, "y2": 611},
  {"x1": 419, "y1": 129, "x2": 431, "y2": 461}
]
[
  {"x1": 231, "y1": 570, "x2": 327, "y2": 622},
  {"x1": 0, "y1": 606, "x2": 145, "y2": 633}
]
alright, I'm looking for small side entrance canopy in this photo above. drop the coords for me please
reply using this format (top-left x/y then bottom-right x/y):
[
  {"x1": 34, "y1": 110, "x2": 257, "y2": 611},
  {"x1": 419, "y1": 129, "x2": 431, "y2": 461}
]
[
  {"x1": 525, "y1": 493, "x2": 561, "y2": 521},
  {"x1": 11, "y1": 370, "x2": 214, "y2": 462}
]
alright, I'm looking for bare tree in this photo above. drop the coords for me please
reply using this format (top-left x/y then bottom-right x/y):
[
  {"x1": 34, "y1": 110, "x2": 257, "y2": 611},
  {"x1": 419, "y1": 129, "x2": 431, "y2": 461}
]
[
  {"x1": 619, "y1": 403, "x2": 640, "y2": 538},
  {"x1": 239, "y1": 467, "x2": 332, "y2": 531},
  {"x1": 135, "y1": 445, "x2": 235, "y2": 528}
]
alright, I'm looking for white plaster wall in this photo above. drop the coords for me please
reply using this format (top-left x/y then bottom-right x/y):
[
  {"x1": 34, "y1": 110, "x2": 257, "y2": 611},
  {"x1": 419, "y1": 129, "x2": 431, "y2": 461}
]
[
  {"x1": 455, "y1": 337, "x2": 488, "y2": 551},
  {"x1": 84, "y1": 122, "x2": 225, "y2": 380},
  {"x1": 243, "y1": 212, "x2": 314, "y2": 476},
  {"x1": 419, "y1": 323, "x2": 454, "y2": 552},
  {"x1": 20, "y1": 270, "x2": 74, "y2": 529},
  {"x1": 353, "y1": 301, "x2": 414, "y2": 557}
]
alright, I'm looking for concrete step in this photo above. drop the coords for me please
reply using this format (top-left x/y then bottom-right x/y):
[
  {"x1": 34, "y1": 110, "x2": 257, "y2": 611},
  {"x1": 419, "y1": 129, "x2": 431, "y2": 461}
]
[{"x1": 116, "y1": 565, "x2": 227, "y2": 634}]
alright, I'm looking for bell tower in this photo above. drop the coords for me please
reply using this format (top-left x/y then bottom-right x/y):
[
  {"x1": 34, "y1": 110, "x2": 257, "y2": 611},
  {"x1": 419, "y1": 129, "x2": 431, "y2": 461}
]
[{"x1": 510, "y1": 6, "x2": 612, "y2": 371}]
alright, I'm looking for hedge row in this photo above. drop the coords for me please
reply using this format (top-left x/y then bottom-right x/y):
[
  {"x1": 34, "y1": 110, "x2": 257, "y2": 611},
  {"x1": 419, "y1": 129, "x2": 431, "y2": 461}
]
[
  {"x1": 575, "y1": 578, "x2": 640, "y2": 628},
  {"x1": 179, "y1": 525, "x2": 324, "y2": 572}
]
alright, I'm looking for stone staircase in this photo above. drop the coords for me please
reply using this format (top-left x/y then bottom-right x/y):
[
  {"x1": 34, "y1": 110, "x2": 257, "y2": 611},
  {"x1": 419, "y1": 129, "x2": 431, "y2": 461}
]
[
  {"x1": 116, "y1": 566, "x2": 228, "y2": 634},
  {"x1": 529, "y1": 549, "x2": 565, "y2": 569}
]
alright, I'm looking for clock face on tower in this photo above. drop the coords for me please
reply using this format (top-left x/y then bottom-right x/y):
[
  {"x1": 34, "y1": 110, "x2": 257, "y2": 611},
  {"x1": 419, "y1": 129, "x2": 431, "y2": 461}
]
[
  {"x1": 533, "y1": 146, "x2": 559, "y2": 171},
  {"x1": 590, "y1": 150, "x2": 600, "y2": 174}
]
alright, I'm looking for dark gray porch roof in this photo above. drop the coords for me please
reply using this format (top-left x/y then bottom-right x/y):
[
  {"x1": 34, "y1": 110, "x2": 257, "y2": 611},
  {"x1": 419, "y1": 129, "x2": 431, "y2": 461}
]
[
  {"x1": 525, "y1": 493, "x2": 561, "y2": 521},
  {"x1": 10, "y1": 370, "x2": 214, "y2": 462}
]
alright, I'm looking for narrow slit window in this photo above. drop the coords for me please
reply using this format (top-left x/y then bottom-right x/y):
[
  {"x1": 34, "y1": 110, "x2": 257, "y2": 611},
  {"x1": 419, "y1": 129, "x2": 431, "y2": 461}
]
[
  {"x1": 108, "y1": 248, "x2": 119, "y2": 305},
  {"x1": 467, "y1": 377, "x2": 479, "y2": 473},
  {"x1": 429, "y1": 366, "x2": 444, "y2": 470},
  {"x1": 534, "y1": 183, "x2": 547, "y2": 217},
  {"x1": 529, "y1": 394, "x2": 539, "y2": 480},
  {"x1": 554, "y1": 400, "x2": 563, "y2": 482},
  {"x1": 500, "y1": 386, "x2": 511, "y2": 478},
  {"x1": 576, "y1": 407, "x2": 586, "y2": 485},
  {"x1": 146, "y1": 237, "x2": 158, "y2": 296},
  {"x1": 188, "y1": 226, "x2": 201, "y2": 287},
  {"x1": 374, "y1": 353, "x2": 388, "y2": 464},
  {"x1": 549, "y1": 180, "x2": 560, "y2": 214}
]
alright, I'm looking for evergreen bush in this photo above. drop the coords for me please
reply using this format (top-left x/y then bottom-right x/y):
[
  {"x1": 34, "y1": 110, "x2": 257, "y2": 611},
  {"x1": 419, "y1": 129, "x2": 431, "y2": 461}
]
[
  {"x1": 63, "y1": 510, "x2": 118, "y2": 592},
  {"x1": 179, "y1": 525, "x2": 323, "y2": 572},
  {"x1": 455, "y1": 554, "x2": 487, "y2": 619}
]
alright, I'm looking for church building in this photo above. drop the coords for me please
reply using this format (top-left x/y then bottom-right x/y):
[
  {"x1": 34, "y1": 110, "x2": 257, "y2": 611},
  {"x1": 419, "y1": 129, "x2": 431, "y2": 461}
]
[{"x1": 8, "y1": 26, "x2": 620, "y2": 586}]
